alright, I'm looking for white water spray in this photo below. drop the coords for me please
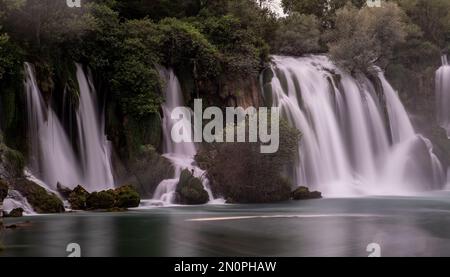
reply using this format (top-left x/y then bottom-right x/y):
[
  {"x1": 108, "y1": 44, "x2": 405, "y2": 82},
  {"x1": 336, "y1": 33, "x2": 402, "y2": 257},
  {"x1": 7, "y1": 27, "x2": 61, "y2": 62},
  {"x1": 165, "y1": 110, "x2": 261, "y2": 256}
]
[
  {"x1": 265, "y1": 56, "x2": 444, "y2": 196},
  {"x1": 151, "y1": 68, "x2": 214, "y2": 205}
]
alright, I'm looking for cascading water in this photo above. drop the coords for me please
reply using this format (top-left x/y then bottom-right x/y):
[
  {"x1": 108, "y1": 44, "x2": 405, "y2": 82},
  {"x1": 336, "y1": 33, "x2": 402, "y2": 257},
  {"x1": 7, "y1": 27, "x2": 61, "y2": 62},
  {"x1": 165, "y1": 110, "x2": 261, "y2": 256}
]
[
  {"x1": 75, "y1": 64, "x2": 114, "y2": 191},
  {"x1": 25, "y1": 63, "x2": 83, "y2": 189},
  {"x1": 25, "y1": 63, "x2": 114, "y2": 191},
  {"x1": 151, "y1": 68, "x2": 214, "y2": 205},
  {"x1": 436, "y1": 55, "x2": 450, "y2": 137},
  {"x1": 264, "y1": 55, "x2": 444, "y2": 196}
]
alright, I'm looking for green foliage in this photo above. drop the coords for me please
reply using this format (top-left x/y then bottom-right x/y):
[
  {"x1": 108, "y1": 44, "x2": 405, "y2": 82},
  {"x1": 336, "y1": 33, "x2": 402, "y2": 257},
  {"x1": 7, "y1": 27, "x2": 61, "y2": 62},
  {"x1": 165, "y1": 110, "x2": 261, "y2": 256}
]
[
  {"x1": 282, "y1": 0, "x2": 366, "y2": 28},
  {"x1": 196, "y1": 118, "x2": 300, "y2": 203},
  {"x1": 115, "y1": 185, "x2": 140, "y2": 208},
  {"x1": 273, "y1": 13, "x2": 322, "y2": 56},
  {"x1": 158, "y1": 18, "x2": 220, "y2": 80},
  {"x1": 86, "y1": 190, "x2": 116, "y2": 210},
  {"x1": 328, "y1": 2, "x2": 407, "y2": 73},
  {"x1": 192, "y1": 15, "x2": 269, "y2": 77}
]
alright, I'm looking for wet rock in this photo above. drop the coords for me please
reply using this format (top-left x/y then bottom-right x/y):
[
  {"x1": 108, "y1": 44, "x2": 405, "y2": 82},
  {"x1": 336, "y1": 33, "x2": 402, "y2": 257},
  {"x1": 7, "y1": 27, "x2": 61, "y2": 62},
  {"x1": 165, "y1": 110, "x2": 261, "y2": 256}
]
[
  {"x1": 175, "y1": 169, "x2": 209, "y2": 205},
  {"x1": 68, "y1": 185, "x2": 89, "y2": 210},
  {"x1": 115, "y1": 185, "x2": 140, "y2": 208},
  {"x1": 4, "y1": 207, "x2": 23, "y2": 217},
  {"x1": 292, "y1": 186, "x2": 322, "y2": 200}
]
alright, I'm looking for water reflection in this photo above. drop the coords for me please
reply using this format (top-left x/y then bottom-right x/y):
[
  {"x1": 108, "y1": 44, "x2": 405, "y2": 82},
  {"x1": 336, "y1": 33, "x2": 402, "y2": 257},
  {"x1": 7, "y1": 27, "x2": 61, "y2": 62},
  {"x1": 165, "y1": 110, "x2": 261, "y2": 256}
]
[{"x1": 3, "y1": 194, "x2": 450, "y2": 257}]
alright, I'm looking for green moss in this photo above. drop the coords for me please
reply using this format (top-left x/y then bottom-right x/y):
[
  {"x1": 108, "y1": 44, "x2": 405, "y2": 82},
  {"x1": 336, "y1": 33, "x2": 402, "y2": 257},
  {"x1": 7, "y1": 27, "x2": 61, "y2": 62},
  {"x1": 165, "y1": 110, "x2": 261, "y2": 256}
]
[
  {"x1": 68, "y1": 185, "x2": 89, "y2": 210},
  {"x1": 11, "y1": 179, "x2": 64, "y2": 214},
  {"x1": 86, "y1": 190, "x2": 116, "y2": 210},
  {"x1": 115, "y1": 185, "x2": 140, "y2": 208}
]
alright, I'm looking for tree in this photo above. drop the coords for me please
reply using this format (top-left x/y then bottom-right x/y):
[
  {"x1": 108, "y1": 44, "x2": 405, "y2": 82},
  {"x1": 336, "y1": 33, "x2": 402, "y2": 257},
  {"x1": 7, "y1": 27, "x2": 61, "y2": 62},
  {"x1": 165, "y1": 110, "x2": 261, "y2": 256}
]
[
  {"x1": 328, "y1": 2, "x2": 407, "y2": 73},
  {"x1": 282, "y1": 0, "x2": 366, "y2": 28},
  {"x1": 272, "y1": 12, "x2": 322, "y2": 56}
]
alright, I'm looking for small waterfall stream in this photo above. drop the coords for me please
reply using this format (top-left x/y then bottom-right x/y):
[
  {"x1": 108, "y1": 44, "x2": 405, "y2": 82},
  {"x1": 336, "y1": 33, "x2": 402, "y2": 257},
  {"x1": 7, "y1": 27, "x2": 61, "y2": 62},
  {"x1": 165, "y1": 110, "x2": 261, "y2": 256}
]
[
  {"x1": 264, "y1": 55, "x2": 444, "y2": 196},
  {"x1": 436, "y1": 55, "x2": 450, "y2": 137},
  {"x1": 150, "y1": 68, "x2": 214, "y2": 206}
]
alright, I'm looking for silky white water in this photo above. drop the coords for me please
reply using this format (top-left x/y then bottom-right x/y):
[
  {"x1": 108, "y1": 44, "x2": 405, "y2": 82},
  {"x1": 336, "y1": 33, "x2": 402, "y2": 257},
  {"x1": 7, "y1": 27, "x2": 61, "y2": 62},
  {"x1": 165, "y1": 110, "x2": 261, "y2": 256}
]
[
  {"x1": 25, "y1": 63, "x2": 114, "y2": 191},
  {"x1": 265, "y1": 55, "x2": 444, "y2": 196},
  {"x1": 151, "y1": 68, "x2": 214, "y2": 205},
  {"x1": 436, "y1": 55, "x2": 450, "y2": 137}
]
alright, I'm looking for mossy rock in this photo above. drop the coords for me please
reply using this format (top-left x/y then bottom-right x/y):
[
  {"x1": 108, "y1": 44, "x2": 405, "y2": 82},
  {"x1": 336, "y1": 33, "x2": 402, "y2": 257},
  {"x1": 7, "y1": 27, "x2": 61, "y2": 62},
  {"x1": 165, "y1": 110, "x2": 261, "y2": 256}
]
[
  {"x1": 292, "y1": 186, "x2": 322, "y2": 200},
  {"x1": 175, "y1": 169, "x2": 209, "y2": 205},
  {"x1": 11, "y1": 179, "x2": 64, "y2": 213},
  {"x1": 5, "y1": 208, "x2": 23, "y2": 217},
  {"x1": 86, "y1": 190, "x2": 116, "y2": 210},
  {"x1": 115, "y1": 185, "x2": 140, "y2": 208},
  {"x1": 68, "y1": 185, "x2": 89, "y2": 210}
]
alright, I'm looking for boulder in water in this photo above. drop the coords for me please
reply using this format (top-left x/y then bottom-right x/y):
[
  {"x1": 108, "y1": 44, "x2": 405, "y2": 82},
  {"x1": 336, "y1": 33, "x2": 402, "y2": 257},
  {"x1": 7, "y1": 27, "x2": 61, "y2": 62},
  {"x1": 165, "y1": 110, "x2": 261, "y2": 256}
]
[
  {"x1": 292, "y1": 186, "x2": 322, "y2": 200},
  {"x1": 4, "y1": 208, "x2": 23, "y2": 217},
  {"x1": 86, "y1": 190, "x2": 116, "y2": 210},
  {"x1": 175, "y1": 169, "x2": 209, "y2": 205},
  {"x1": 115, "y1": 185, "x2": 140, "y2": 208},
  {"x1": 11, "y1": 178, "x2": 64, "y2": 213}
]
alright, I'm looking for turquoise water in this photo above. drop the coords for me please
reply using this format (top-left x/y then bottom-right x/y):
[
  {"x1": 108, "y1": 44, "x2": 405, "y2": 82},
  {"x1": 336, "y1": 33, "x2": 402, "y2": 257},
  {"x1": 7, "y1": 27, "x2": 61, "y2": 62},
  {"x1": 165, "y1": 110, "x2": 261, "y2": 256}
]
[{"x1": 3, "y1": 192, "x2": 450, "y2": 257}]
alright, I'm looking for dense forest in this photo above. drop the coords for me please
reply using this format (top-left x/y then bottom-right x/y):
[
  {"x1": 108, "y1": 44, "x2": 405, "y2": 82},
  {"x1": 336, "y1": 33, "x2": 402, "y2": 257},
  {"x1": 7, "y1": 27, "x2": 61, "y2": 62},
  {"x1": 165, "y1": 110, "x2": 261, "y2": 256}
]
[{"x1": 0, "y1": 0, "x2": 449, "y2": 210}]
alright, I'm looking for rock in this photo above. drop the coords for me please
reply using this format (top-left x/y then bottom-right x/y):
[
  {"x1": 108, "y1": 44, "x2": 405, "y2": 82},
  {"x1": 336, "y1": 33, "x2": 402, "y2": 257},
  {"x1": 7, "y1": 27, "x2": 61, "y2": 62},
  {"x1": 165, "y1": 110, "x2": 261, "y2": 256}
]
[
  {"x1": 5, "y1": 208, "x2": 23, "y2": 217},
  {"x1": 292, "y1": 186, "x2": 322, "y2": 200},
  {"x1": 68, "y1": 185, "x2": 90, "y2": 210},
  {"x1": 86, "y1": 190, "x2": 116, "y2": 210},
  {"x1": 68, "y1": 185, "x2": 141, "y2": 211},
  {"x1": 11, "y1": 178, "x2": 64, "y2": 213},
  {"x1": 0, "y1": 179, "x2": 8, "y2": 202},
  {"x1": 57, "y1": 182, "x2": 72, "y2": 199},
  {"x1": 175, "y1": 169, "x2": 209, "y2": 205},
  {"x1": 115, "y1": 185, "x2": 140, "y2": 208}
]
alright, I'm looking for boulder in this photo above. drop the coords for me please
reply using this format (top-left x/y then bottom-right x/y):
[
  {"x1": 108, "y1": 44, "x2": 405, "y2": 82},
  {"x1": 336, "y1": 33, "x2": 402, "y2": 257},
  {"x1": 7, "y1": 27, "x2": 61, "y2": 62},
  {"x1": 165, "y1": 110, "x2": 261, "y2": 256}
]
[
  {"x1": 115, "y1": 185, "x2": 140, "y2": 208},
  {"x1": 5, "y1": 208, "x2": 23, "y2": 217},
  {"x1": 292, "y1": 186, "x2": 322, "y2": 200},
  {"x1": 68, "y1": 185, "x2": 89, "y2": 210},
  {"x1": 86, "y1": 190, "x2": 116, "y2": 210},
  {"x1": 175, "y1": 169, "x2": 209, "y2": 205},
  {"x1": 11, "y1": 179, "x2": 64, "y2": 213}
]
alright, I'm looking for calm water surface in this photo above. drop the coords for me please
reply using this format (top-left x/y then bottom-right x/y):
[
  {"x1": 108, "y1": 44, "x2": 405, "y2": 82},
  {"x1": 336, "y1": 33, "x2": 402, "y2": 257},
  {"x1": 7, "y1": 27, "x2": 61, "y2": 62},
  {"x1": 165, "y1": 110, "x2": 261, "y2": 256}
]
[{"x1": 3, "y1": 192, "x2": 450, "y2": 257}]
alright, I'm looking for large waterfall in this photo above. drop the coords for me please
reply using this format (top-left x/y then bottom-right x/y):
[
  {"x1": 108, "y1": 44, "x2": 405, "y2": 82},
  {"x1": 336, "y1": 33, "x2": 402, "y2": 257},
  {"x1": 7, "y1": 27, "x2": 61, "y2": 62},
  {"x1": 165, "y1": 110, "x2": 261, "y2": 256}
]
[
  {"x1": 151, "y1": 68, "x2": 214, "y2": 205},
  {"x1": 264, "y1": 56, "x2": 444, "y2": 196},
  {"x1": 25, "y1": 63, "x2": 114, "y2": 191},
  {"x1": 436, "y1": 55, "x2": 450, "y2": 137}
]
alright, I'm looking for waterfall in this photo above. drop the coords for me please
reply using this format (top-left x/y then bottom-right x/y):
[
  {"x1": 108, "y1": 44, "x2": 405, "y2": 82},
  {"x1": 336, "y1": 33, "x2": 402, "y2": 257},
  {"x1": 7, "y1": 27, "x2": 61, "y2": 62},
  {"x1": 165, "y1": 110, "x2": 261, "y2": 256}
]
[
  {"x1": 151, "y1": 68, "x2": 214, "y2": 205},
  {"x1": 25, "y1": 63, "x2": 83, "y2": 189},
  {"x1": 264, "y1": 55, "x2": 444, "y2": 196},
  {"x1": 75, "y1": 64, "x2": 114, "y2": 191},
  {"x1": 25, "y1": 63, "x2": 114, "y2": 191},
  {"x1": 436, "y1": 55, "x2": 450, "y2": 137}
]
